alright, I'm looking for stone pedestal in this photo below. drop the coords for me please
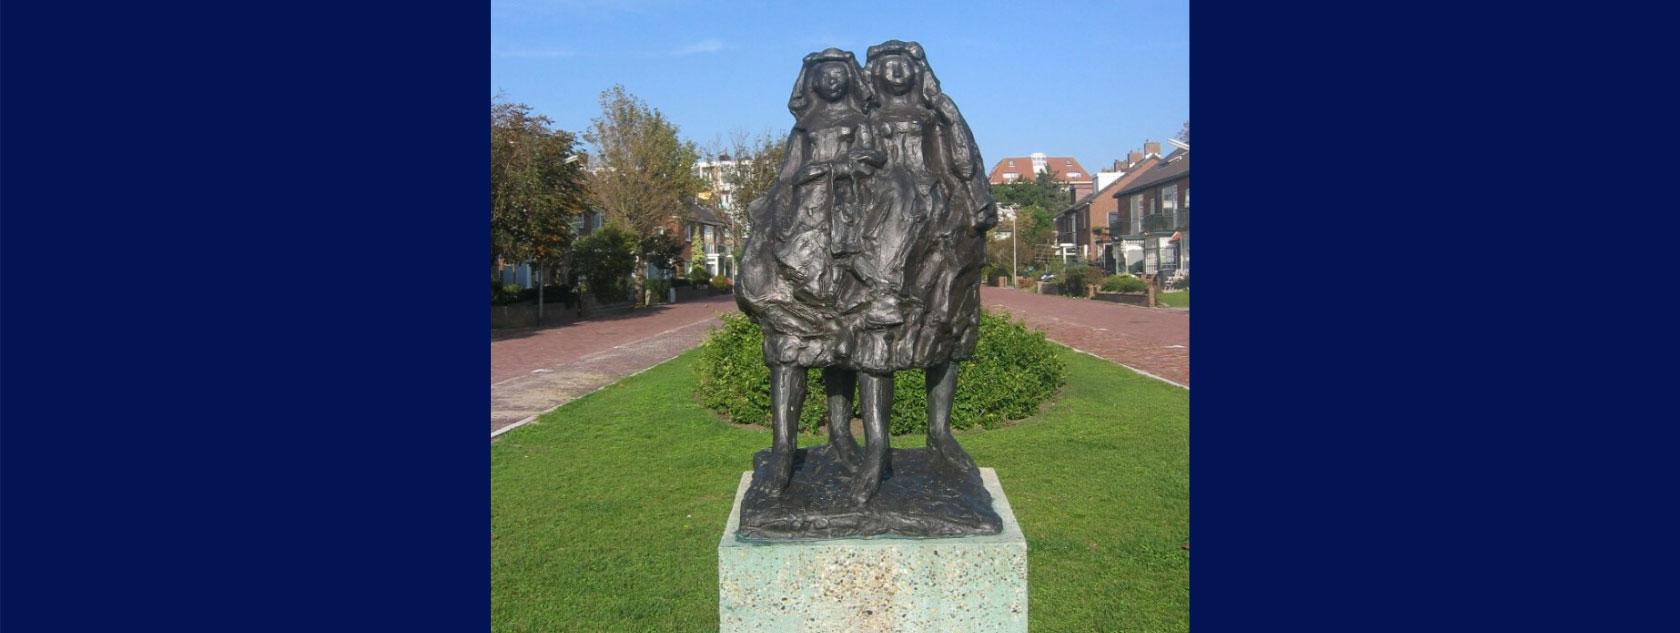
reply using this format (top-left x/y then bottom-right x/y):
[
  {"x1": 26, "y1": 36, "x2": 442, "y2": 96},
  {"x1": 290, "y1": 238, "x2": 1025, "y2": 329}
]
[{"x1": 718, "y1": 468, "x2": 1027, "y2": 632}]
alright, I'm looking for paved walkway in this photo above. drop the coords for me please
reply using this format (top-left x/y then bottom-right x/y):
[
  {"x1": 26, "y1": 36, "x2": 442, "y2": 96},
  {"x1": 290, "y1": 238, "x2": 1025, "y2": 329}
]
[
  {"x1": 980, "y1": 286, "x2": 1189, "y2": 387},
  {"x1": 491, "y1": 295, "x2": 739, "y2": 436}
]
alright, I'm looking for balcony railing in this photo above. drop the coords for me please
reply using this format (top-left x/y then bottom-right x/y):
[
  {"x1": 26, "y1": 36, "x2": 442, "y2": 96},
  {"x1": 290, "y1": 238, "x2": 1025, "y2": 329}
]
[{"x1": 1111, "y1": 208, "x2": 1190, "y2": 236}]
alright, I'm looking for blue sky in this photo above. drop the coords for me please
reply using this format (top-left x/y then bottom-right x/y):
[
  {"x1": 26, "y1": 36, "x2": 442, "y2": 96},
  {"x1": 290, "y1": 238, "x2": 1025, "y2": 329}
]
[{"x1": 492, "y1": 0, "x2": 1187, "y2": 174}]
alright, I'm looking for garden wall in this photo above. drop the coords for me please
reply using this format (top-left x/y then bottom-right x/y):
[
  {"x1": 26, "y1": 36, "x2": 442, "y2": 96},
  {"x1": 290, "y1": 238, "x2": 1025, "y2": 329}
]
[
  {"x1": 491, "y1": 295, "x2": 633, "y2": 329},
  {"x1": 1093, "y1": 292, "x2": 1151, "y2": 306}
]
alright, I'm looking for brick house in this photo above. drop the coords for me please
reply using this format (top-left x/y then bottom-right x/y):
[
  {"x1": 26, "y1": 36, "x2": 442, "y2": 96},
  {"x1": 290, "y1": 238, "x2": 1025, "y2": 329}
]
[
  {"x1": 681, "y1": 203, "x2": 732, "y2": 278},
  {"x1": 1111, "y1": 146, "x2": 1189, "y2": 282},
  {"x1": 988, "y1": 152, "x2": 1094, "y2": 200},
  {"x1": 1054, "y1": 144, "x2": 1164, "y2": 271}
]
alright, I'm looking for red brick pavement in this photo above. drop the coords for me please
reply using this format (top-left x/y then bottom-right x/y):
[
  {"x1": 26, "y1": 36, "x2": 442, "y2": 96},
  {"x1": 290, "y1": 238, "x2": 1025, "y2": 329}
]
[
  {"x1": 492, "y1": 295, "x2": 739, "y2": 384},
  {"x1": 980, "y1": 286, "x2": 1189, "y2": 387},
  {"x1": 490, "y1": 295, "x2": 741, "y2": 436}
]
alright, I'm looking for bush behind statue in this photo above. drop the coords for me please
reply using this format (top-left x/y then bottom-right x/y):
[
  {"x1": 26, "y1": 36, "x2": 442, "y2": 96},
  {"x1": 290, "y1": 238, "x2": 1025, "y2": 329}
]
[{"x1": 694, "y1": 310, "x2": 1065, "y2": 435}]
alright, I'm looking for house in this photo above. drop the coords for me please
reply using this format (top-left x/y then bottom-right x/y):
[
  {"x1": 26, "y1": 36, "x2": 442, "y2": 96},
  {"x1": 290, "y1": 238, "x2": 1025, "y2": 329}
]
[
  {"x1": 693, "y1": 156, "x2": 748, "y2": 213},
  {"x1": 1110, "y1": 146, "x2": 1189, "y2": 283},
  {"x1": 988, "y1": 152, "x2": 1094, "y2": 200},
  {"x1": 1054, "y1": 146, "x2": 1163, "y2": 271},
  {"x1": 682, "y1": 203, "x2": 732, "y2": 278}
]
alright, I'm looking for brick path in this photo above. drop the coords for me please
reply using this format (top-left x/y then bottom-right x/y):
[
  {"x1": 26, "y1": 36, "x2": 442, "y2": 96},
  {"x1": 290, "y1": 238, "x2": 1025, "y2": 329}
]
[
  {"x1": 491, "y1": 295, "x2": 739, "y2": 436},
  {"x1": 980, "y1": 286, "x2": 1189, "y2": 387}
]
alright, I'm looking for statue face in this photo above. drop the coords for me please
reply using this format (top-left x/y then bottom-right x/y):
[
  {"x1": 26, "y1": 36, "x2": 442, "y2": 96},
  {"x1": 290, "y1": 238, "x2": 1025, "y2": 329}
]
[
  {"x1": 875, "y1": 55, "x2": 916, "y2": 95},
  {"x1": 812, "y1": 62, "x2": 849, "y2": 102}
]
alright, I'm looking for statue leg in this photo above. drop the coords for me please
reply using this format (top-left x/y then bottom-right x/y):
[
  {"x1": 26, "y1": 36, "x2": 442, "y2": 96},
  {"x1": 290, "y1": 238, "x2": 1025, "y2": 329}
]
[
  {"x1": 750, "y1": 364, "x2": 806, "y2": 497},
  {"x1": 925, "y1": 362, "x2": 977, "y2": 473},
  {"x1": 849, "y1": 371, "x2": 893, "y2": 505},
  {"x1": 823, "y1": 367, "x2": 860, "y2": 466}
]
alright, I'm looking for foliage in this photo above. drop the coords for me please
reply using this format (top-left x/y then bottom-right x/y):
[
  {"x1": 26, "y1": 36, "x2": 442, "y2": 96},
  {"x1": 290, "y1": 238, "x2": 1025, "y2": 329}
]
[
  {"x1": 493, "y1": 282, "x2": 525, "y2": 305},
  {"x1": 693, "y1": 311, "x2": 1064, "y2": 435},
  {"x1": 709, "y1": 274, "x2": 732, "y2": 293},
  {"x1": 643, "y1": 278, "x2": 671, "y2": 302},
  {"x1": 699, "y1": 130, "x2": 786, "y2": 241},
  {"x1": 639, "y1": 231, "x2": 686, "y2": 273},
  {"x1": 1061, "y1": 263, "x2": 1095, "y2": 294},
  {"x1": 991, "y1": 169, "x2": 1074, "y2": 213},
  {"x1": 1102, "y1": 274, "x2": 1148, "y2": 293},
  {"x1": 570, "y1": 226, "x2": 637, "y2": 302},
  {"x1": 984, "y1": 203, "x2": 1058, "y2": 278},
  {"x1": 688, "y1": 261, "x2": 711, "y2": 286},
  {"x1": 490, "y1": 98, "x2": 588, "y2": 271},
  {"x1": 583, "y1": 85, "x2": 705, "y2": 238}
]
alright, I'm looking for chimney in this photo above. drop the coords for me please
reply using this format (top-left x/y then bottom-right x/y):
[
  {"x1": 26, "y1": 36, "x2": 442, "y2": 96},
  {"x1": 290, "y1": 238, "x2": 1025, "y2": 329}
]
[
  {"x1": 1144, "y1": 140, "x2": 1161, "y2": 157},
  {"x1": 1127, "y1": 149, "x2": 1143, "y2": 165}
]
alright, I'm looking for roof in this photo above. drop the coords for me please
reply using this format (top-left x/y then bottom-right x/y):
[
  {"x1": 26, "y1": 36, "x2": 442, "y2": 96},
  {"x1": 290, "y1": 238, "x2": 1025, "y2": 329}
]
[
  {"x1": 1111, "y1": 150, "x2": 1188, "y2": 198},
  {"x1": 1057, "y1": 157, "x2": 1162, "y2": 217},
  {"x1": 988, "y1": 154, "x2": 1091, "y2": 184},
  {"x1": 687, "y1": 203, "x2": 728, "y2": 226}
]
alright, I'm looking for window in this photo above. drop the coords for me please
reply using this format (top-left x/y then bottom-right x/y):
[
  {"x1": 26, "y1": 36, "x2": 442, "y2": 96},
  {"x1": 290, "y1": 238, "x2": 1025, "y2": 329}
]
[
  {"x1": 1129, "y1": 196, "x2": 1143, "y2": 234},
  {"x1": 1161, "y1": 184, "x2": 1179, "y2": 225},
  {"x1": 1002, "y1": 173, "x2": 1020, "y2": 183},
  {"x1": 1065, "y1": 172, "x2": 1081, "y2": 179}
]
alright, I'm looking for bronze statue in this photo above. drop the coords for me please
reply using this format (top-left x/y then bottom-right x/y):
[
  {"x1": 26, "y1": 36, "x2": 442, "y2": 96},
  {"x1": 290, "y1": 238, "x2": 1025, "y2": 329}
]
[{"x1": 735, "y1": 41, "x2": 1000, "y2": 539}]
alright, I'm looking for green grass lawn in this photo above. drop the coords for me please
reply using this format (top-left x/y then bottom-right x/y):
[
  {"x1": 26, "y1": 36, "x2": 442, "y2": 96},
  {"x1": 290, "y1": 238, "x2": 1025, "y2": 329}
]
[
  {"x1": 492, "y1": 346, "x2": 1188, "y2": 633},
  {"x1": 1157, "y1": 290, "x2": 1189, "y2": 308}
]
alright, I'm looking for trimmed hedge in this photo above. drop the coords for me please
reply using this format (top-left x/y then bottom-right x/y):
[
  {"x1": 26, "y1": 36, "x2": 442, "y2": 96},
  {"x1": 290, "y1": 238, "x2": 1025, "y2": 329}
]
[
  {"x1": 694, "y1": 310, "x2": 1065, "y2": 435},
  {"x1": 1102, "y1": 274, "x2": 1148, "y2": 293}
]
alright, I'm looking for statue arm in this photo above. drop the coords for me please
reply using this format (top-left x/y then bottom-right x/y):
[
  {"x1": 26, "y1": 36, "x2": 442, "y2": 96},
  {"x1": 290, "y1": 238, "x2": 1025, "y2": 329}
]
[
  {"x1": 933, "y1": 96, "x2": 998, "y2": 232},
  {"x1": 778, "y1": 128, "x2": 809, "y2": 184},
  {"x1": 851, "y1": 123, "x2": 887, "y2": 168},
  {"x1": 934, "y1": 95, "x2": 976, "y2": 178}
]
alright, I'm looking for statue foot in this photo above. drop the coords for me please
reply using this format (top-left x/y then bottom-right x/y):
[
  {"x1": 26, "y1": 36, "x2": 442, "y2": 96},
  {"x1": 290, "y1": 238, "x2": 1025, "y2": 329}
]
[
  {"x1": 828, "y1": 435, "x2": 860, "y2": 468},
  {"x1": 928, "y1": 433, "x2": 978, "y2": 474},
  {"x1": 848, "y1": 452, "x2": 887, "y2": 505},
  {"x1": 750, "y1": 448, "x2": 794, "y2": 497}
]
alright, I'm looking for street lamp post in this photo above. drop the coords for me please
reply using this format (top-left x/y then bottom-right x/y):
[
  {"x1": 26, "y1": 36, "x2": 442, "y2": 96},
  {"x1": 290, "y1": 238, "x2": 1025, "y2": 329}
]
[{"x1": 1010, "y1": 206, "x2": 1019, "y2": 287}]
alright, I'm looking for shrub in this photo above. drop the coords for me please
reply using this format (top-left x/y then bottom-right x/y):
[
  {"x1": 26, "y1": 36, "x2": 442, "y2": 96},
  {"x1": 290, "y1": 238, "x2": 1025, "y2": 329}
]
[
  {"x1": 1102, "y1": 274, "x2": 1147, "y2": 293},
  {"x1": 492, "y1": 282, "x2": 526, "y2": 305},
  {"x1": 571, "y1": 226, "x2": 637, "y2": 302},
  {"x1": 710, "y1": 274, "x2": 732, "y2": 293},
  {"x1": 643, "y1": 278, "x2": 671, "y2": 302},
  {"x1": 688, "y1": 262, "x2": 711, "y2": 286},
  {"x1": 1061, "y1": 263, "x2": 1094, "y2": 294},
  {"x1": 694, "y1": 310, "x2": 1065, "y2": 435}
]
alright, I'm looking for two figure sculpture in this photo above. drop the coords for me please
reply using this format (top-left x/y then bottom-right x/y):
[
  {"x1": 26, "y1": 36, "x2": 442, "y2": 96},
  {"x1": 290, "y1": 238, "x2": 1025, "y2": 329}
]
[{"x1": 735, "y1": 41, "x2": 999, "y2": 538}]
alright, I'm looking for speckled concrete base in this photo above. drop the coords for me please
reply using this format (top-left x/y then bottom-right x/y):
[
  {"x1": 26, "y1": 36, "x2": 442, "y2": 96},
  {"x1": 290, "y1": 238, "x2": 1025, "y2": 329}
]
[{"x1": 718, "y1": 468, "x2": 1027, "y2": 632}]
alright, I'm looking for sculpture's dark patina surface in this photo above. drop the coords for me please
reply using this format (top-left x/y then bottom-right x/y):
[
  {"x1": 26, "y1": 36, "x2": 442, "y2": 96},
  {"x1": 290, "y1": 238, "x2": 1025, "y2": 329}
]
[{"x1": 735, "y1": 41, "x2": 1001, "y2": 540}]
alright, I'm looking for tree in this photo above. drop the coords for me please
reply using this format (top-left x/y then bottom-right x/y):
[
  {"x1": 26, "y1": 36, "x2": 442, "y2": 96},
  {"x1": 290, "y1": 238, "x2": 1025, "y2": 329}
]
[
  {"x1": 491, "y1": 98, "x2": 589, "y2": 316},
  {"x1": 991, "y1": 169, "x2": 1074, "y2": 213},
  {"x1": 570, "y1": 226, "x2": 638, "y2": 303},
  {"x1": 1176, "y1": 121, "x2": 1190, "y2": 144},
  {"x1": 583, "y1": 86, "x2": 706, "y2": 304},
  {"x1": 987, "y1": 169, "x2": 1071, "y2": 276},
  {"x1": 639, "y1": 231, "x2": 685, "y2": 275},
  {"x1": 699, "y1": 129, "x2": 786, "y2": 253}
]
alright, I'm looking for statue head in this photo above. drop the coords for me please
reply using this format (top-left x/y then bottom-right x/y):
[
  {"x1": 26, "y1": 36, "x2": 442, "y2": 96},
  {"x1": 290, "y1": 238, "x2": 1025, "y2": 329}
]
[
  {"x1": 788, "y1": 48, "x2": 872, "y2": 119},
  {"x1": 865, "y1": 40, "x2": 941, "y2": 107}
]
